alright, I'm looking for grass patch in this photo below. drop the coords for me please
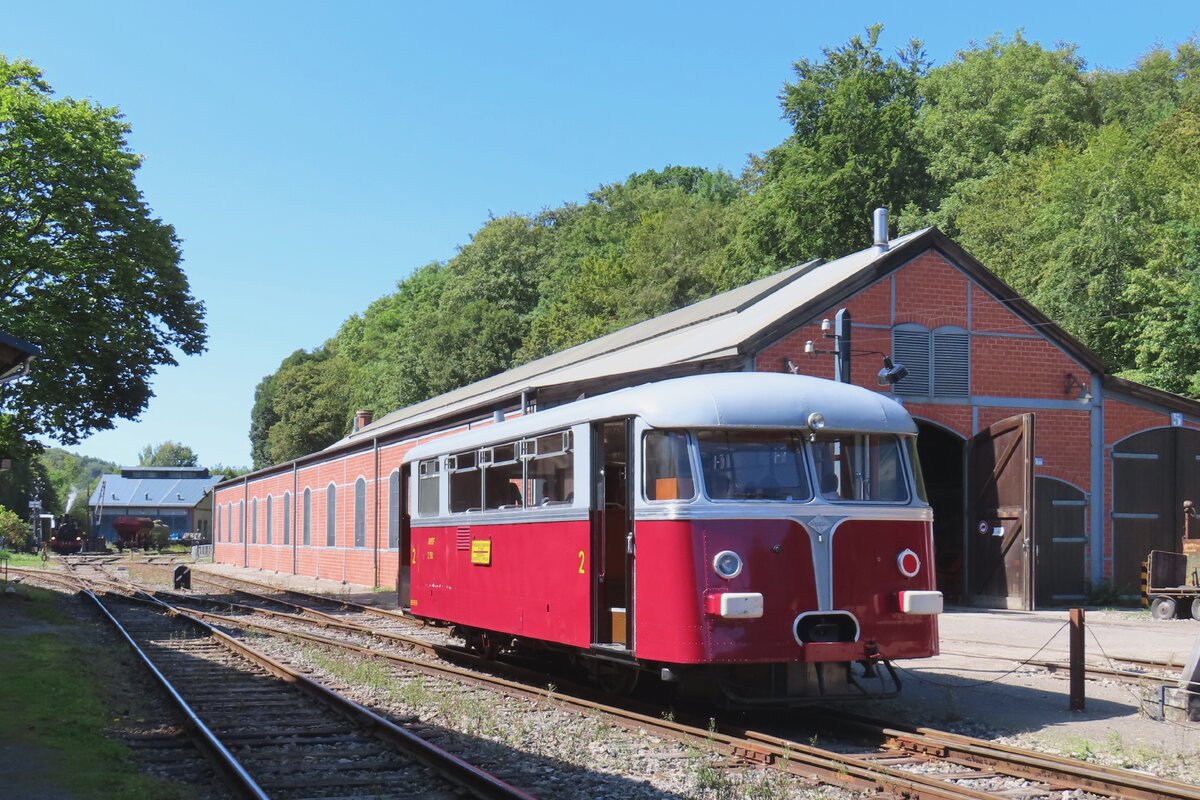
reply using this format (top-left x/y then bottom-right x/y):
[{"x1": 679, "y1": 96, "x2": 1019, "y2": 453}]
[
  {"x1": 305, "y1": 646, "x2": 398, "y2": 693},
  {"x1": 0, "y1": 587, "x2": 186, "y2": 799},
  {"x1": 1, "y1": 551, "x2": 49, "y2": 568}
]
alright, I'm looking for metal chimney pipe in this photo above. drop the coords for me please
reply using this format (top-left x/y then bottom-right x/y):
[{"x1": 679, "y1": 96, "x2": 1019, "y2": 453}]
[
  {"x1": 873, "y1": 207, "x2": 889, "y2": 252},
  {"x1": 493, "y1": 410, "x2": 505, "y2": 424}
]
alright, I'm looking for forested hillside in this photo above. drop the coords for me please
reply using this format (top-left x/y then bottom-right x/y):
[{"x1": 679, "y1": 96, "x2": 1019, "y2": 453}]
[{"x1": 250, "y1": 28, "x2": 1200, "y2": 469}]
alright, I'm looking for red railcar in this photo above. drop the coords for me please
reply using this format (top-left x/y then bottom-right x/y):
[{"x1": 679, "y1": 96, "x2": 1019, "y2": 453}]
[{"x1": 401, "y1": 373, "x2": 942, "y2": 705}]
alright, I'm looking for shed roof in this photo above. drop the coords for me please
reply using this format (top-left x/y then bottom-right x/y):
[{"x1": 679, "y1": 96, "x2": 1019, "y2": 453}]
[
  {"x1": 338, "y1": 226, "x2": 1073, "y2": 449},
  {"x1": 89, "y1": 471, "x2": 220, "y2": 509}
]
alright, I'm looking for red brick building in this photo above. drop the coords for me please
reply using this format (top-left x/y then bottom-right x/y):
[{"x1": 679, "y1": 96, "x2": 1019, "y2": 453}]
[{"x1": 214, "y1": 225, "x2": 1200, "y2": 609}]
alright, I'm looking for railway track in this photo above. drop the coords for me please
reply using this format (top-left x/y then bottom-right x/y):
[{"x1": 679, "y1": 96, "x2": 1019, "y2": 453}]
[
  {"x1": 99, "y1": 571, "x2": 1200, "y2": 799},
  {"x1": 78, "y1": 583, "x2": 535, "y2": 800},
  {"x1": 20, "y1": 564, "x2": 1200, "y2": 798}
]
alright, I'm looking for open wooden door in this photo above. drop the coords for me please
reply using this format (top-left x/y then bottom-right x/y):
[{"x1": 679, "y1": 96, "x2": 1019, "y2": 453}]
[{"x1": 968, "y1": 414, "x2": 1035, "y2": 609}]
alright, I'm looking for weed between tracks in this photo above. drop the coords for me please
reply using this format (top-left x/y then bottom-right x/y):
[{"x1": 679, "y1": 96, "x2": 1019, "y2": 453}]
[{"x1": 297, "y1": 644, "x2": 826, "y2": 799}]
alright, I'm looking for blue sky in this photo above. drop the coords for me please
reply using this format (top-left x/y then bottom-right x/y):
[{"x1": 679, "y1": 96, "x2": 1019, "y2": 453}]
[{"x1": 2, "y1": 2, "x2": 1196, "y2": 468}]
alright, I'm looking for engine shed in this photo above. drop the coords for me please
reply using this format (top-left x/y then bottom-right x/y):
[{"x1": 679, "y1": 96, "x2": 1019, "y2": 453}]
[{"x1": 213, "y1": 223, "x2": 1200, "y2": 609}]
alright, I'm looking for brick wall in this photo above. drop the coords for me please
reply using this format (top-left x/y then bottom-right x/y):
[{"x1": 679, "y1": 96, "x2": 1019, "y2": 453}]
[{"x1": 212, "y1": 415, "x2": 507, "y2": 588}]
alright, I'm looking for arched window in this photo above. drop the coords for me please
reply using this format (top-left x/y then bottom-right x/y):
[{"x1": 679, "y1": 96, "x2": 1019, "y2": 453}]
[
  {"x1": 238, "y1": 500, "x2": 245, "y2": 543},
  {"x1": 227, "y1": 503, "x2": 233, "y2": 543},
  {"x1": 265, "y1": 495, "x2": 273, "y2": 545},
  {"x1": 283, "y1": 492, "x2": 291, "y2": 545},
  {"x1": 388, "y1": 470, "x2": 401, "y2": 549},
  {"x1": 251, "y1": 498, "x2": 258, "y2": 544},
  {"x1": 354, "y1": 477, "x2": 366, "y2": 548},
  {"x1": 326, "y1": 483, "x2": 337, "y2": 547},
  {"x1": 303, "y1": 488, "x2": 312, "y2": 546},
  {"x1": 215, "y1": 504, "x2": 222, "y2": 542}
]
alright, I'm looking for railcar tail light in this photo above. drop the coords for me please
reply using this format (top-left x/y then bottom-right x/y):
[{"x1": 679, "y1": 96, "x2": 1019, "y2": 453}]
[
  {"x1": 897, "y1": 548, "x2": 921, "y2": 578},
  {"x1": 713, "y1": 550, "x2": 743, "y2": 579}
]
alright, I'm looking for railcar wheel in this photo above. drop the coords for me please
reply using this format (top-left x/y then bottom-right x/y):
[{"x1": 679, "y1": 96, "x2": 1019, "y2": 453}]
[
  {"x1": 468, "y1": 630, "x2": 503, "y2": 659},
  {"x1": 593, "y1": 661, "x2": 640, "y2": 696},
  {"x1": 1150, "y1": 595, "x2": 1177, "y2": 621}
]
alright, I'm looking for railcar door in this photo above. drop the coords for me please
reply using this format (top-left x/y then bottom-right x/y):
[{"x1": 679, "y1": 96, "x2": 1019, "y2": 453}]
[
  {"x1": 967, "y1": 413, "x2": 1035, "y2": 610},
  {"x1": 397, "y1": 464, "x2": 411, "y2": 608},
  {"x1": 591, "y1": 418, "x2": 634, "y2": 650}
]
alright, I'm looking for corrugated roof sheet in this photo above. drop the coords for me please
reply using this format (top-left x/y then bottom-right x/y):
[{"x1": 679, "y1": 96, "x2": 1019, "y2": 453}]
[{"x1": 88, "y1": 472, "x2": 220, "y2": 509}]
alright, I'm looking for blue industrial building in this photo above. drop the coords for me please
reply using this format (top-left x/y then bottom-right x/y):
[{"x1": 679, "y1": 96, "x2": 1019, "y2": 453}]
[{"x1": 88, "y1": 466, "x2": 218, "y2": 542}]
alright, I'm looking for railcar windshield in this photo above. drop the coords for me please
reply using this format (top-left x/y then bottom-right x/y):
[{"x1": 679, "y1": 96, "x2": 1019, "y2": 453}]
[
  {"x1": 811, "y1": 433, "x2": 909, "y2": 502},
  {"x1": 697, "y1": 430, "x2": 811, "y2": 501}
]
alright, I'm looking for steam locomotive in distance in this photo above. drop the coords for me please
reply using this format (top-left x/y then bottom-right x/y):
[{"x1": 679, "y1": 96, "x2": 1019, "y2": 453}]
[
  {"x1": 400, "y1": 373, "x2": 942, "y2": 706},
  {"x1": 47, "y1": 517, "x2": 83, "y2": 554}
]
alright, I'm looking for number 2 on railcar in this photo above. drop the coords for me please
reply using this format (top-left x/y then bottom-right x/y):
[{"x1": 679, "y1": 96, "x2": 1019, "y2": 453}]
[{"x1": 400, "y1": 372, "x2": 942, "y2": 706}]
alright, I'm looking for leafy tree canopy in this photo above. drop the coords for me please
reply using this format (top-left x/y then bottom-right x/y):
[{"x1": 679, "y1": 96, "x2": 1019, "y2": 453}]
[
  {"x1": 138, "y1": 440, "x2": 199, "y2": 467},
  {"x1": 0, "y1": 56, "x2": 206, "y2": 453},
  {"x1": 249, "y1": 29, "x2": 1200, "y2": 467},
  {"x1": 734, "y1": 24, "x2": 932, "y2": 264},
  {"x1": 39, "y1": 446, "x2": 115, "y2": 521}
]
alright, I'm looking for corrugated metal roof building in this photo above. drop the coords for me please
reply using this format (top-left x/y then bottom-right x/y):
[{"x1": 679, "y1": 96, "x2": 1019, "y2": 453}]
[
  {"x1": 89, "y1": 466, "x2": 219, "y2": 541},
  {"x1": 213, "y1": 225, "x2": 1200, "y2": 609}
]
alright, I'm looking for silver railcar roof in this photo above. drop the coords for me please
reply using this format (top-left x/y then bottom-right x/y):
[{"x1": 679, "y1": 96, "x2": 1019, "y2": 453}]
[{"x1": 403, "y1": 372, "x2": 916, "y2": 463}]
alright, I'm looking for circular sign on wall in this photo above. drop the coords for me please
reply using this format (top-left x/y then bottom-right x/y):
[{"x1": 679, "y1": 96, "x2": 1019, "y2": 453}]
[{"x1": 977, "y1": 519, "x2": 989, "y2": 535}]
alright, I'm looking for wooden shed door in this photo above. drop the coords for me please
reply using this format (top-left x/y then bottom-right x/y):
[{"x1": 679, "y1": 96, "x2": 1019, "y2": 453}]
[
  {"x1": 968, "y1": 414, "x2": 1035, "y2": 609},
  {"x1": 1112, "y1": 428, "x2": 1200, "y2": 596},
  {"x1": 1034, "y1": 478, "x2": 1087, "y2": 606}
]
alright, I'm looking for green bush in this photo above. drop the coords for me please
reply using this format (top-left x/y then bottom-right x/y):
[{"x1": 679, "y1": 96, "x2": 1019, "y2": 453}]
[{"x1": 0, "y1": 505, "x2": 32, "y2": 551}]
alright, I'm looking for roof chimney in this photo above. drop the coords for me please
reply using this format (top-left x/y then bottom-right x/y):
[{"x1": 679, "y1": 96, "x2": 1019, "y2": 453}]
[
  {"x1": 354, "y1": 409, "x2": 373, "y2": 432},
  {"x1": 873, "y1": 207, "x2": 889, "y2": 253}
]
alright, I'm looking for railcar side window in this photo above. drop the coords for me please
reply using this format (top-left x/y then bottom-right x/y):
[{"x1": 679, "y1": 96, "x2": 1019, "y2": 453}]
[
  {"x1": 448, "y1": 450, "x2": 482, "y2": 512},
  {"x1": 483, "y1": 442, "x2": 524, "y2": 509},
  {"x1": 644, "y1": 431, "x2": 696, "y2": 501},
  {"x1": 697, "y1": 430, "x2": 810, "y2": 501},
  {"x1": 812, "y1": 434, "x2": 909, "y2": 502},
  {"x1": 524, "y1": 430, "x2": 574, "y2": 506},
  {"x1": 417, "y1": 459, "x2": 440, "y2": 516}
]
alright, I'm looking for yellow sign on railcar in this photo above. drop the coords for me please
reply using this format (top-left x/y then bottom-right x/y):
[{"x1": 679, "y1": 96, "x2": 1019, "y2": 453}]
[{"x1": 471, "y1": 539, "x2": 492, "y2": 566}]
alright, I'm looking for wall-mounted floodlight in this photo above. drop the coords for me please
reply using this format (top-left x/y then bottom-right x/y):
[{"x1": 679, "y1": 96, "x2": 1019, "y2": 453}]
[
  {"x1": 1063, "y1": 372, "x2": 1092, "y2": 403},
  {"x1": 878, "y1": 357, "x2": 908, "y2": 386}
]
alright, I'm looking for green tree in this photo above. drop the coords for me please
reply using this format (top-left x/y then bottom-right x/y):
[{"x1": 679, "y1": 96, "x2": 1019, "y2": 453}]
[
  {"x1": 38, "y1": 447, "x2": 115, "y2": 522},
  {"x1": 735, "y1": 25, "x2": 931, "y2": 265},
  {"x1": 0, "y1": 504, "x2": 30, "y2": 550},
  {"x1": 1093, "y1": 40, "x2": 1200, "y2": 131},
  {"x1": 264, "y1": 349, "x2": 352, "y2": 463},
  {"x1": 0, "y1": 57, "x2": 206, "y2": 453},
  {"x1": 248, "y1": 348, "x2": 326, "y2": 469},
  {"x1": 207, "y1": 464, "x2": 247, "y2": 481},
  {"x1": 137, "y1": 441, "x2": 199, "y2": 467},
  {"x1": 522, "y1": 168, "x2": 744, "y2": 359}
]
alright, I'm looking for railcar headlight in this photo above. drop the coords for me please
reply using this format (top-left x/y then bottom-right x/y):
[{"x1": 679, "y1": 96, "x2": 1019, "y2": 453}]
[
  {"x1": 713, "y1": 550, "x2": 744, "y2": 580},
  {"x1": 807, "y1": 412, "x2": 825, "y2": 431}
]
